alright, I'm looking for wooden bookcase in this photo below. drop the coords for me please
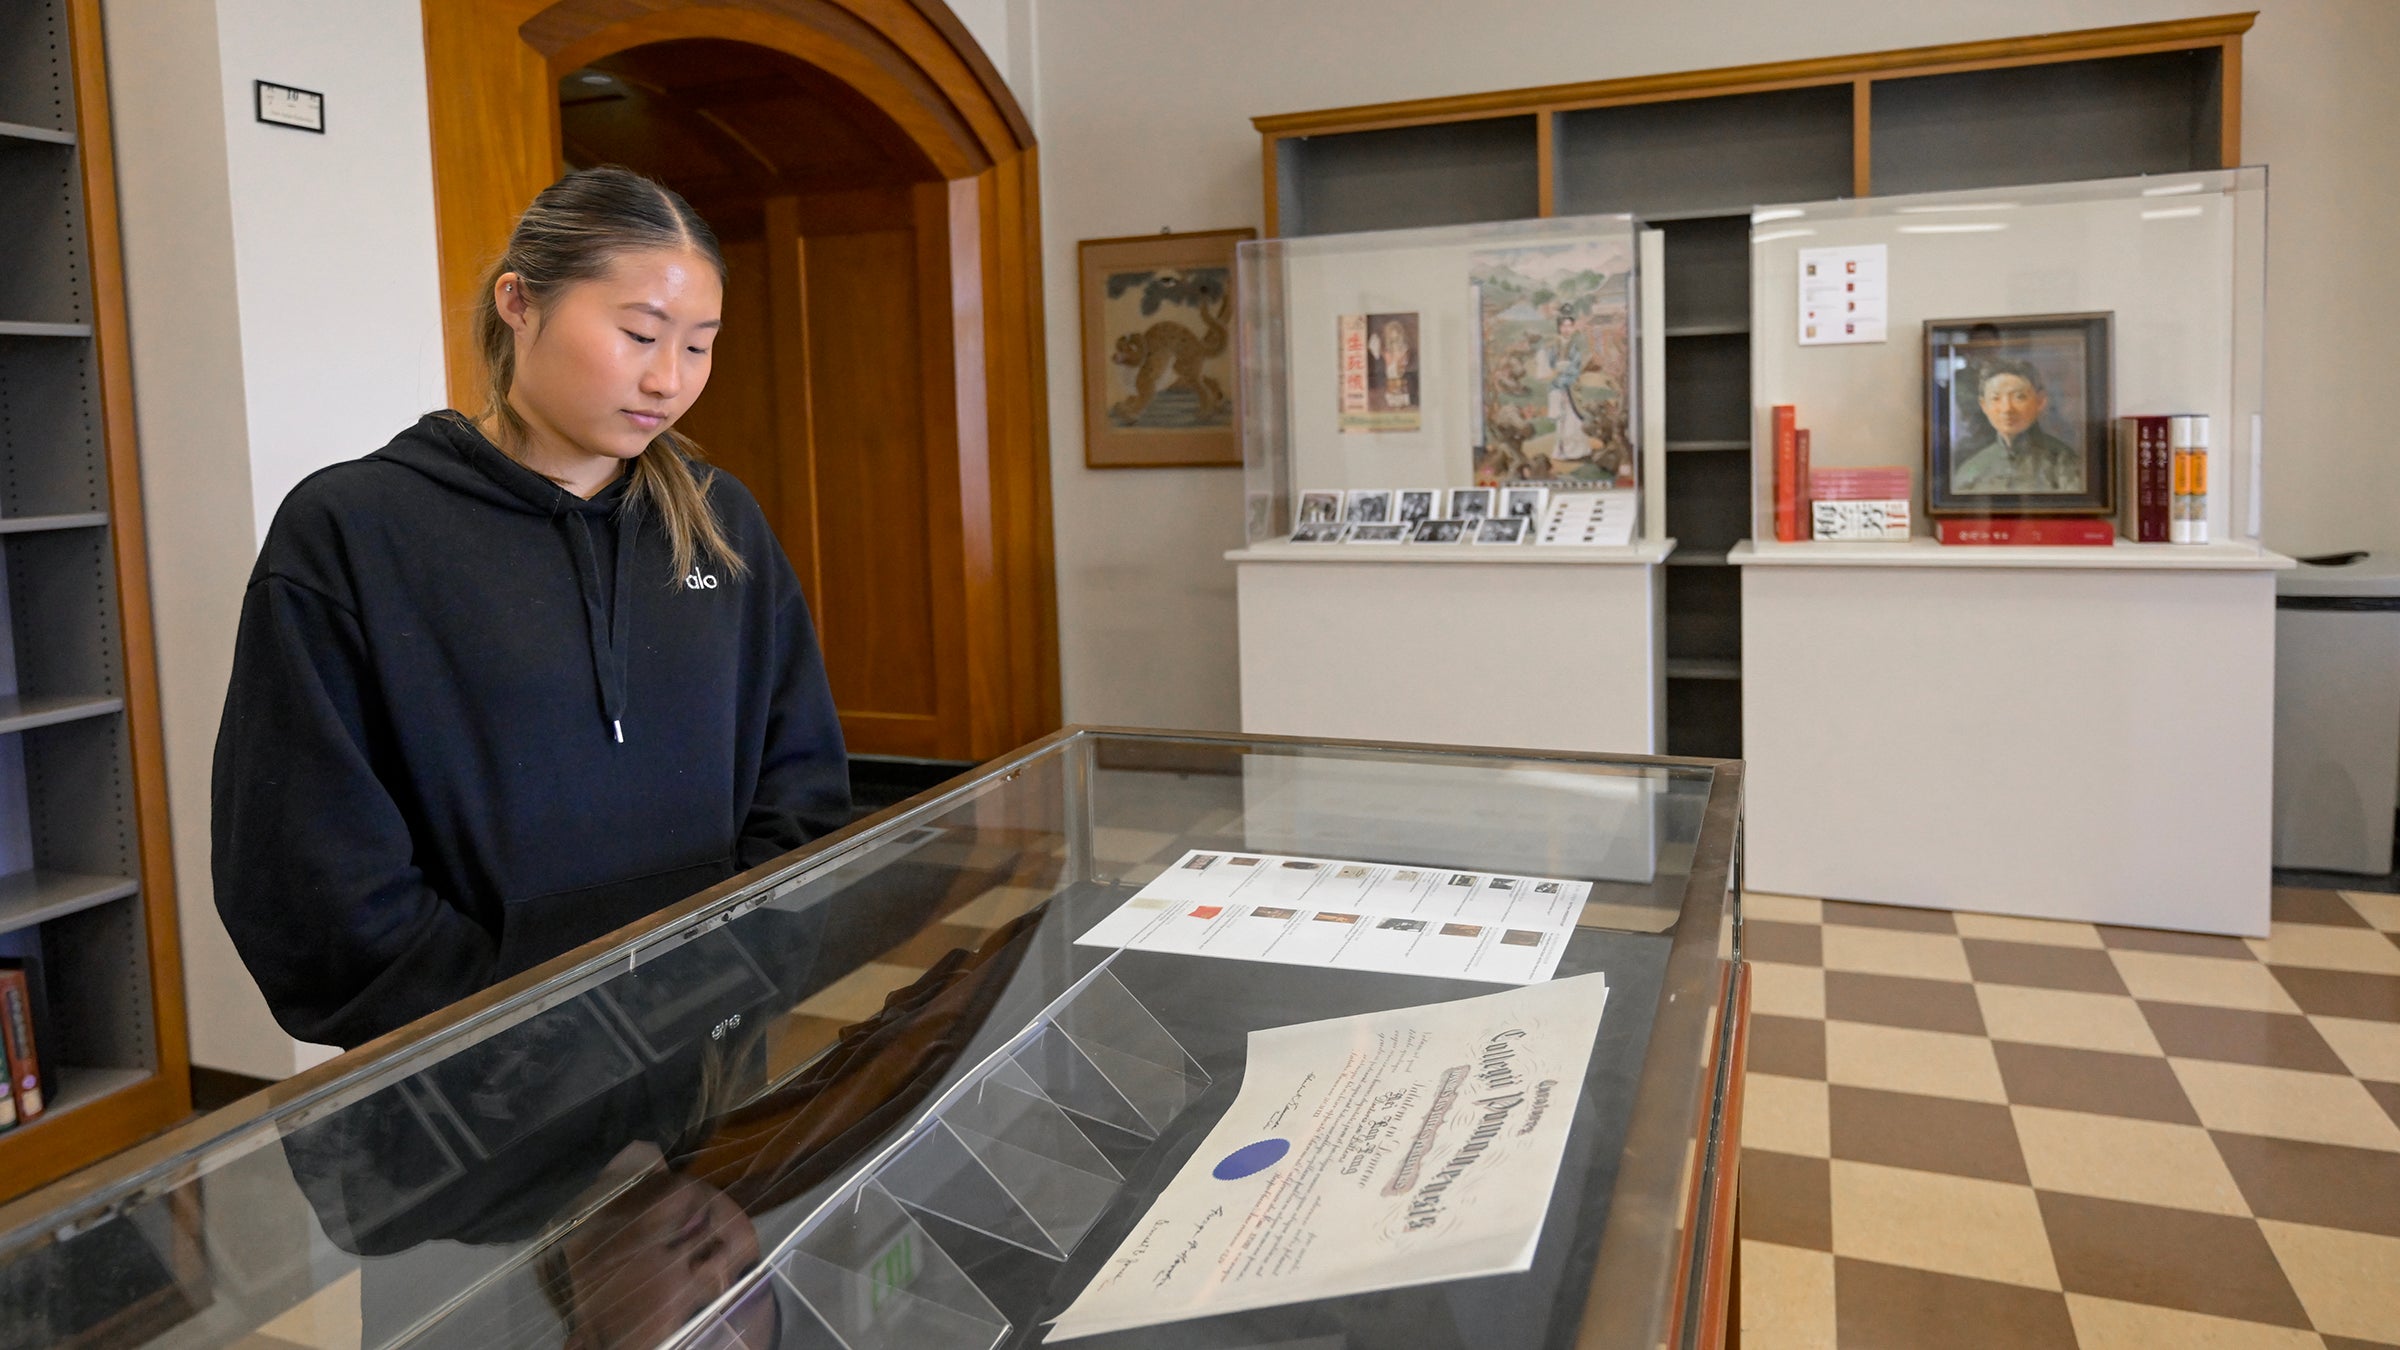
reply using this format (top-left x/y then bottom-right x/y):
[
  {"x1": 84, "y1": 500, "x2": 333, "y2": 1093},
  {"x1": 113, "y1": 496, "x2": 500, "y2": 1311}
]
[
  {"x1": 0, "y1": 0, "x2": 188, "y2": 1203},
  {"x1": 1256, "y1": 13, "x2": 2251, "y2": 757}
]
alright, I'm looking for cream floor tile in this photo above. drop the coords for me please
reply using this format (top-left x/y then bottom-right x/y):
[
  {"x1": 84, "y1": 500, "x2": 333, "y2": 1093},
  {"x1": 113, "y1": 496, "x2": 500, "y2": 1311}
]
[
  {"x1": 2248, "y1": 920, "x2": 2400, "y2": 975},
  {"x1": 796, "y1": 961, "x2": 922, "y2": 1024},
  {"x1": 1749, "y1": 961, "x2": 1826, "y2": 1020},
  {"x1": 1742, "y1": 1072, "x2": 1831, "y2": 1158},
  {"x1": 1829, "y1": 1159, "x2": 2061, "y2": 1290},
  {"x1": 944, "y1": 882, "x2": 1056, "y2": 930},
  {"x1": 1744, "y1": 891, "x2": 1823, "y2": 924},
  {"x1": 2063, "y1": 1294, "x2": 2323, "y2": 1350},
  {"x1": 254, "y1": 1270, "x2": 362, "y2": 1350},
  {"x1": 2339, "y1": 890, "x2": 2400, "y2": 932},
  {"x1": 1825, "y1": 1020, "x2": 2008, "y2": 1104},
  {"x1": 1738, "y1": 1240, "x2": 1835, "y2": 1350},
  {"x1": 1820, "y1": 925, "x2": 1973, "y2": 982},
  {"x1": 2010, "y1": 1105, "x2": 2248, "y2": 1215},
  {"x1": 2170, "y1": 1058, "x2": 2400, "y2": 1152},
  {"x1": 1954, "y1": 910, "x2": 2106, "y2": 948},
  {"x1": 2108, "y1": 949, "x2": 2303, "y2": 1013},
  {"x1": 2256, "y1": 1220, "x2": 2400, "y2": 1343},
  {"x1": 1088, "y1": 826, "x2": 1180, "y2": 867},
  {"x1": 1975, "y1": 983, "x2": 2163, "y2": 1056},
  {"x1": 2310, "y1": 1014, "x2": 2400, "y2": 1083}
]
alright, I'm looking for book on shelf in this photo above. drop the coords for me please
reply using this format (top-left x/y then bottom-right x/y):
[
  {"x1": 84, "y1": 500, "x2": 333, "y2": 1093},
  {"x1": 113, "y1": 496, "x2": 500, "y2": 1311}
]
[
  {"x1": 0, "y1": 937, "x2": 55, "y2": 1106},
  {"x1": 2172, "y1": 414, "x2": 2211, "y2": 544},
  {"x1": 1810, "y1": 467, "x2": 1912, "y2": 502},
  {"x1": 1812, "y1": 499, "x2": 1911, "y2": 541},
  {"x1": 1934, "y1": 517, "x2": 2117, "y2": 547},
  {"x1": 1772, "y1": 405, "x2": 1797, "y2": 542},
  {"x1": 2116, "y1": 415, "x2": 2172, "y2": 544},
  {"x1": 0, "y1": 967, "x2": 41, "y2": 1123},
  {"x1": 1794, "y1": 428, "x2": 1812, "y2": 540}
]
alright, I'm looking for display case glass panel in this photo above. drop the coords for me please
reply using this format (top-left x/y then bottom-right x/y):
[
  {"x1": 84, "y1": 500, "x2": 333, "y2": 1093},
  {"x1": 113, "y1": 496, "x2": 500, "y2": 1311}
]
[
  {"x1": 1238, "y1": 215, "x2": 1645, "y2": 545},
  {"x1": 0, "y1": 730, "x2": 1740, "y2": 1350},
  {"x1": 1749, "y1": 167, "x2": 2268, "y2": 550}
]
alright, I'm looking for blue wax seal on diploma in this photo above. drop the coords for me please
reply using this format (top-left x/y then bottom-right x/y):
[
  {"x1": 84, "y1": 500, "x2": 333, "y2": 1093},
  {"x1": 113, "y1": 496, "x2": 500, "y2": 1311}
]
[{"x1": 1213, "y1": 1138, "x2": 1291, "y2": 1180}]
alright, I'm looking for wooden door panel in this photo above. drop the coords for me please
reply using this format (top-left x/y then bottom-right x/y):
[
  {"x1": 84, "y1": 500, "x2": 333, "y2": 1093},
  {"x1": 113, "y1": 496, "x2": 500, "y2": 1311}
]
[
  {"x1": 800, "y1": 226, "x2": 941, "y2": 726},
  {"x1": 676, "y1": 234, "x2": 781, "y2": 521}
]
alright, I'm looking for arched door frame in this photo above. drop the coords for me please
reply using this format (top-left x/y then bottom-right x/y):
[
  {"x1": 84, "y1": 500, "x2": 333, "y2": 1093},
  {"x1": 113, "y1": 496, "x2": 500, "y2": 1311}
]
[{"x1": 421, "y1": 0, "x2": 1060, "y2": 758}]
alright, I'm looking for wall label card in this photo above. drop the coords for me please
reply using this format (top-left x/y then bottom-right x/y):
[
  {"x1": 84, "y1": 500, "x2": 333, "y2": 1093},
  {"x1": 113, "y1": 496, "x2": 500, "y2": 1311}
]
[
  {"x1": 1798, "y1": 243, "x2": 1887, "y2": 345},
  {"x1": 1046, "y1": 973, "x2": 1611, "y2": 1341},
  {"x1": 1534, "y1": 490, "x2": 1637, "y2": 546},
  {"x1": 1075, "y1": 850, "x2": 1587, "y2": 984}
]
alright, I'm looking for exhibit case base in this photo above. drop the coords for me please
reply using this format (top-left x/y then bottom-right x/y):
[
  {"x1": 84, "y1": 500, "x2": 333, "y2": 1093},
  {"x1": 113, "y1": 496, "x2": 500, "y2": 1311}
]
[
  {"x1": 1736, "y1": 544, "x2": 2288, "y2": 936},
  {"x1": 1232, "y1": 541, "x2": 1672, "y2": 756}
]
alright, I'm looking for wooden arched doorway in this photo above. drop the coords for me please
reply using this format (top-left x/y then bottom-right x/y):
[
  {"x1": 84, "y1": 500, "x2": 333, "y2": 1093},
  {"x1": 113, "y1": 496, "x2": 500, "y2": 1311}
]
[{"x1": 422, "y1": 0, "x2": 1059, "y2": 762}]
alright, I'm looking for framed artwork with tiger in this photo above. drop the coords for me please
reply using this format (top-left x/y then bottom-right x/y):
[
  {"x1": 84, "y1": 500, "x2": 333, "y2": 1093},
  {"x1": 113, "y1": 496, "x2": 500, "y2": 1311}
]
[{"x1": 1080, "y1": 227, "x2": 1255, "y2": 468}]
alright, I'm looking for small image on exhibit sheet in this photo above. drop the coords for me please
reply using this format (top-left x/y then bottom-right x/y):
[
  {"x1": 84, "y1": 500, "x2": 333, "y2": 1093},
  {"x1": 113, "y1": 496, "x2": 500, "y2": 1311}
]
[
  {"x1": 1045, "y1": 972, "x2": 1611, "y2": 1341},
  {"x1": 1075, "y1": 851, "x2": 1588, "y2": 984}
]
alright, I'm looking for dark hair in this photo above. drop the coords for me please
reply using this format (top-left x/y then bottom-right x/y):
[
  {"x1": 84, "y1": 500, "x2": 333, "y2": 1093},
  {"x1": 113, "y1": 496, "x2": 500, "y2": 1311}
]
[
  {"x1": 1977, "y1": 358, "x2": 2047, "y2": 395},
  {"x1": 474, "y1": 166, "x2": 744, "y2": 581}
]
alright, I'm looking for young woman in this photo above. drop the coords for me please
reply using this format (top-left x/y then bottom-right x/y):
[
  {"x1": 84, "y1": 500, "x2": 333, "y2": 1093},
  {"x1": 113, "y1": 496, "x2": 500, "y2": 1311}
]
[{"x1": 212, "y1": 167, "x2": 850, "y2": 1050}]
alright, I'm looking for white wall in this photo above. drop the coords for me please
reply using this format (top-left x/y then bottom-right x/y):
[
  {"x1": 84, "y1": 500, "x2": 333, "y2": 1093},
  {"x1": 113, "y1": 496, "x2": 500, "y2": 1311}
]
[
  {"x1": 104, "y1": 0, "x2": 446, "y2": 1079},
  {"x1": 1030, "y1": 0, "x2": 2400, "y2": 731}
]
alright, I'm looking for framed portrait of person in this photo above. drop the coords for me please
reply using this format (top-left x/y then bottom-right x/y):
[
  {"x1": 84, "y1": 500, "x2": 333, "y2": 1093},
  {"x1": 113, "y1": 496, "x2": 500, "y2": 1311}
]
[{"x1": 1922, "y1": 313, "x2": 2114, "y2": 517}]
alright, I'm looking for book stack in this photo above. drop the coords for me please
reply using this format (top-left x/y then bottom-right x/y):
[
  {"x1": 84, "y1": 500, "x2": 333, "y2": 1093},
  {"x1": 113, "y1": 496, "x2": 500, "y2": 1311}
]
[
  {"x1": 2115, "y1": 413, "x2": 2212, "y2": 544},
  {"x1": 1933, "y1": 517, "x2": 2117, "y2": 546},
  {"x1": 1772, "y1": 405, "x2": 1811, "y2": 541},
  {"x1": 0, "y1": 964, "x2": 43, "y2": 1129},
  {"x1": 1809, "y1": 467, "x2": 1912, "y2": 541},
  {"x1": 2171, "y1": 414, "x2": 2212, "y2": 544}
]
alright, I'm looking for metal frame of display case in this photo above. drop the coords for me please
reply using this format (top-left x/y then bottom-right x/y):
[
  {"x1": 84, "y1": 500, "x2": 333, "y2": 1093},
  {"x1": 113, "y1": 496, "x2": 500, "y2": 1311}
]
[{"x1": 0, "y1": 727, "x2": 1746, "y2": 1350}]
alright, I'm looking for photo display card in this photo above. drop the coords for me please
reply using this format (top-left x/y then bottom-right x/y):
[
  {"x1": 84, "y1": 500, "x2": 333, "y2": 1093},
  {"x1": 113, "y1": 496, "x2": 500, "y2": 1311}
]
[{"x1": 1075, "y1": 850, "x2": 1587, "y2": 984}]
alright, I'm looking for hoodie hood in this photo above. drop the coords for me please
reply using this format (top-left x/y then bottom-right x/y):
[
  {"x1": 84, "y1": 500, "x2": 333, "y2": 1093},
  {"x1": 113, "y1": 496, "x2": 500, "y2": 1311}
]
[{"x1": 375, "y1": 413, "x2": 639, "y2": 743}]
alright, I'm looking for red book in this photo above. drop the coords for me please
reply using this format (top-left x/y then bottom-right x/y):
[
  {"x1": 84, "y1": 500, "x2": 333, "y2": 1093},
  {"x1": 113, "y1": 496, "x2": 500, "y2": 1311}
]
[
  {"x1": 1935, "y1": 517, "x2": 2118, "y2": 546},
  {"x1": 1794, "y1": 428, "x2": 1812, "y2": 539},
  {"x1": 1772, "y1": 405, "x2": 1797, "y2": 541},
  {"x1": 0, "y1": 970, "x2": 40, "y2": 1123},
  {"x1": 2115, "y1": 416, "x2": 2171, "y2": 543}
]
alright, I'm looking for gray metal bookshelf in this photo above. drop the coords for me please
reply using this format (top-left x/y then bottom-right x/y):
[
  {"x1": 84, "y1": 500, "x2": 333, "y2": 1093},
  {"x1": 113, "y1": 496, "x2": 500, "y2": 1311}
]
[
  {"x1": 0, "y1": 0, "x2": 185, "y2": 1199},
  {"x1": 1258, "y1": 17, "x2": 2244, "y2": 757}
]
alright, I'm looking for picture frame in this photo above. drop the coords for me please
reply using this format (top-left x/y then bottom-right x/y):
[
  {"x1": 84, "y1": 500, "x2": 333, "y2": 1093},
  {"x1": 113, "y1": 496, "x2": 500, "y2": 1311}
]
[
  {"x1": 1290, "y1": 521, "x2": 1351, "y2": 544},
  {"x1": 1295, "y1": 490, "x2": 1344, "y2": 525},
  {"x1": 1473, "y1": 517, "x2": 1528, "y2": 545},
  {"x1": 1395, "y1": 490, "x2": 1438, "y2": 527},
  {"x1": 1412, "y1": 518, "x2": 1470, "y2": 545},
  {"x1": 1347, "y1": 523, "x2": 1411, "y2": 544},
  {"x1": 1447, "y1": 487, "x2": 1495, "y2": 520},
  {"x1": 1079, "y1": 227, "x2": 1255, "y2": 468},
  {"x1": 1500, "y1": 486, "x2": 1549, "y2": 521},
  {"x1": 1923, "y1": 312, "x2": 2114, "y2": 517},
  {"x1": 1344, "y1": 489, "x2": 1395, "y2": 524}
]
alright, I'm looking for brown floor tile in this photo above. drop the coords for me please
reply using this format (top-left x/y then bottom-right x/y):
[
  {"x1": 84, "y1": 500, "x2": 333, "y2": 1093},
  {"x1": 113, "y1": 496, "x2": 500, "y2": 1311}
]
[
  {"x1": 878, "y1": 922, "x2": 992, "y2": 968},
  {"x1": 2275, "y1": 885, "x2": 2373, "y2": 928},
  {"x1": 2369, "y1": 1080, "x2": 2400, "y2": 1132},
  {"x1": 1828, "y1": 1085, "x2": 2028, "y2": 1184},
  {"x1": 1741, "y1": 1149, "x2": 1834, "y2": 1251},
  {"x1": 1822, "y1": 899, "x2": 1958, "y2": 933},
  {"x1": 1833, "y1": 1258, "x2": 2078, "y2": 1350},
  {"x1": 1750, "y1": 1014, "x2": 1829, "y2": 1081},
  {"x1": 2139, "y1": 1002, "x2": 2352, "y2": 1074},
  {"x1": 1964, "y1": 938, "x2": 2131, "y2": 994},
  {"x1": 1824, "y1": 971, "x2": 1987, "y2": 1036},
  {"x1": 1746, "y1": 918, "x2": 1825, "y2": 967},
  {"x1": 2274, "y1": 967, "x2": 2400, "y2": 1022},
  {"x1": 2211, "y1": 1132, "x2": 2400, "y2": 1239},
  {"x1": 2098, "y1": 924, "x2": 2261, "y2": 961},
  {"x1": 1992, "y1": 1042, "x2": 2200, "y2": 1125},
  {"x1": 2036, "y1": 1191, "x2": 2311, "y2": 1328}
]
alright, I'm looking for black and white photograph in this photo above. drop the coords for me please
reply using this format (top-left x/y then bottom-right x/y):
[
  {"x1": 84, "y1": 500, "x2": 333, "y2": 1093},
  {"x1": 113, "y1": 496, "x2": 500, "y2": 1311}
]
[
  {"x1": 1396, "y1": 489, "x2": 1438, "y2": 526},
  {"x1": 1347, "y1": 522, "x2": 1411, "y2": 543},
  {"x1": 1448, "y1": 487, "x2": 1495, "y2": 519},
  {"x1": 1291, "y1": 520, "x2": 1351, "y2": 543},
  {"x1": 1412, "y1": 518, "x2": 1469, "y2": 544},
  {"x1": 1296, "y1": 490, "x2": 1344, "y2": 524},
  {"x1": 598, "y1": 927, "x2": 777, "y2": 1061},
  {"x1": 1344, "y1": 488, "x2": 1395, "y2": 523},
  {"x1": 416, "y1": 999, "x2": 644, "y2": 1157},
  {"x1": 1474, "y1": 516, "x2": 1529, "y2": 544},
  {"x1": 1502, "y1": 486, "x2": 1550, "y2": 520},
  {"x1": 1923, "y1": 311, "x2": 2114, "y2": 517}
]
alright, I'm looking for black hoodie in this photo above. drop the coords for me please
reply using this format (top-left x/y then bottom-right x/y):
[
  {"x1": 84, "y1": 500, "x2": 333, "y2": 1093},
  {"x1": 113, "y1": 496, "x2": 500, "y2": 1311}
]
[{"x1": 211, "y1": 413, "x2": 850, "y2": 1050}]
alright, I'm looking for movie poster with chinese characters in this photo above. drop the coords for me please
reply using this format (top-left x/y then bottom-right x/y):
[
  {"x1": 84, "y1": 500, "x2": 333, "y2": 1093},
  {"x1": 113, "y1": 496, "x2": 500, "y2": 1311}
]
[{"x1": 1338, "y1": 312, "x2": 1423, "y2": 432}]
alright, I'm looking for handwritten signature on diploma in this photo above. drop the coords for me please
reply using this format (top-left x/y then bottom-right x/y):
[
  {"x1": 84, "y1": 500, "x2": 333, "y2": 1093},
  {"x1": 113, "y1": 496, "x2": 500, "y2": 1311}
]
[
  {"x1": 1152, "y1": 1206, "x2": 1226, "y2": 1288},
  {"x1": 1265, "y1": 1073, "x2": 1315, "y2": 1131}
]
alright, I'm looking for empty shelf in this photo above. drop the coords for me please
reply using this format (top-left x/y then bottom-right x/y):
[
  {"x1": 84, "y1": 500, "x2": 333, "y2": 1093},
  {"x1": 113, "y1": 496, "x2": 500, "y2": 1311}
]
[{"x1": 0, "y1": 870, "x2": 138, "y2": 938}]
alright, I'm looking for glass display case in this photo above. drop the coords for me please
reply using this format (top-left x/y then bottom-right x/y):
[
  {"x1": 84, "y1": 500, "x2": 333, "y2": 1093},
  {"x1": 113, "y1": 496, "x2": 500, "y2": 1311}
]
[
  {"x1": 1748, "y1": 167, "x2": 2269, "y2": 552},
  {"x1": 1236, "y1": 216, "x2": 1647, "y2": 547},
  {"x1": 0, "y1": 729, "x2": 1743, "y2": 1350}
]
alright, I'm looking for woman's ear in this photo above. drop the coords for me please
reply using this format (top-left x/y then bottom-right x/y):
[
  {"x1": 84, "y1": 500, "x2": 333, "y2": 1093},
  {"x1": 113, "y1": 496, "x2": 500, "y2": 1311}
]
[{"x1": 495, "y1": 271, "x2": 534, "y2": 335}]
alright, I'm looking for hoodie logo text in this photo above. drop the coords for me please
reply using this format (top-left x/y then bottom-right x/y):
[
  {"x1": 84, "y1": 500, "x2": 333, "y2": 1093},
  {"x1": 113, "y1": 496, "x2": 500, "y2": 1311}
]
[{"x1": 684, "y1": 569, "x2": 719, "y2": 590}]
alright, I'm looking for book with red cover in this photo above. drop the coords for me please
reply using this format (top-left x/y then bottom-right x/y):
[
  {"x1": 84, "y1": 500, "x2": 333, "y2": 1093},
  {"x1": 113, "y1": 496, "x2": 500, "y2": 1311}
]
[
  {"x1": 0, "y1": 968, "x2": 40, "y2": 1123},
  {"x1": 1935, "y1": 517, "x2": 2117, "y2": 547},
  {"x1": 1794, "y1": 428, "x2": 1812, "y2": 538},
  {"x1": 1772, "y1": 405, "x2": 1797, "y2": 541},
  {"x1": 2115, "y1": 415, "x2": 2171, "y2": 543}
]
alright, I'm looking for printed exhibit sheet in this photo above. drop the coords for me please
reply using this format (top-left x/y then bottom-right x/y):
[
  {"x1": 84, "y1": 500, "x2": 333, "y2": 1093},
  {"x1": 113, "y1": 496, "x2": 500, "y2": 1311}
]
[
  {"x1": 1045, "y1": 973, "x2": 1611, "y2": 1342},
  {"x1": 1074, "y1": 851, "x2": 1588, "y2": 984}
]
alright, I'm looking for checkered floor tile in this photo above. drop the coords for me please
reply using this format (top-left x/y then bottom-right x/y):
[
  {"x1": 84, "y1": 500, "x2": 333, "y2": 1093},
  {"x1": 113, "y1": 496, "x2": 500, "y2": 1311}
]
[{"x1": 1739, "y1": 886, "x2": 2400, "y2": 1349}]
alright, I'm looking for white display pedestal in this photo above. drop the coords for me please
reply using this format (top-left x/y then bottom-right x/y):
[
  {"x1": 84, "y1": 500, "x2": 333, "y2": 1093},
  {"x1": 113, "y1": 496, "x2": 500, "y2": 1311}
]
[
  {"x1": 1734, "y1": 541, "x2": 2291, "y2": 936},
  {"x1": 1232, "y1": 541, "x2": 1672, "y2": 755}
]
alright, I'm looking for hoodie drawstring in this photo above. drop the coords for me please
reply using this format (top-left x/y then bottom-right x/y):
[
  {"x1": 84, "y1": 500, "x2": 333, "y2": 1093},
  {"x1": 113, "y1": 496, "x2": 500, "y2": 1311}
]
[{"x1": 563, "y1": 508, "x2": 638, "y2": 744}]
